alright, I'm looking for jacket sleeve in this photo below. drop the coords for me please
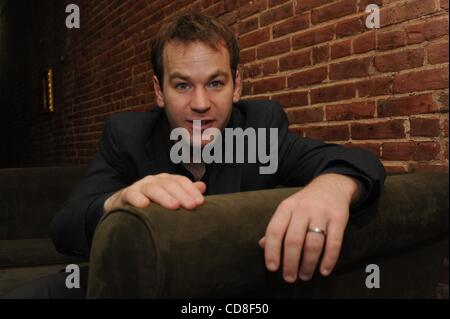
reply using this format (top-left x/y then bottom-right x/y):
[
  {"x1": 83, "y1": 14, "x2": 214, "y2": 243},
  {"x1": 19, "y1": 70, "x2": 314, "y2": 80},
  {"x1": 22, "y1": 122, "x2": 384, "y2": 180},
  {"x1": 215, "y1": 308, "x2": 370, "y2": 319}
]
[
  {"x1": 51, "y1": 116, "x2": 132, "y2": 259},
  {"x1": 272, "y1": 101, "x2": 386, "y2": 216}
]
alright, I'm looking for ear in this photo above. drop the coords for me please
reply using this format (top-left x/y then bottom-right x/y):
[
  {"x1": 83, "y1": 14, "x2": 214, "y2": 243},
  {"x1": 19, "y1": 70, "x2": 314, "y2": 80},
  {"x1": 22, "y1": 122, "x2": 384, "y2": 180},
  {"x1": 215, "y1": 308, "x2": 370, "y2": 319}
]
[
  {"x1": 232, "y1": 69, "x2": 241, "y2": 103},
  {"x1": 152, "y1": 75, "x2": 165, "y2": 108}
]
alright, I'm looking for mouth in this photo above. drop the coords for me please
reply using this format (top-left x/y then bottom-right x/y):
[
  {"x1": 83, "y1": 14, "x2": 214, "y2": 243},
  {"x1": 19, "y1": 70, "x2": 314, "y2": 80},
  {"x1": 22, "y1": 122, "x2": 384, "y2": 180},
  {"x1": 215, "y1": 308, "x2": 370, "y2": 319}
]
[{"x1": 186, "y1": 119, "x2": 215, "y2": 131}]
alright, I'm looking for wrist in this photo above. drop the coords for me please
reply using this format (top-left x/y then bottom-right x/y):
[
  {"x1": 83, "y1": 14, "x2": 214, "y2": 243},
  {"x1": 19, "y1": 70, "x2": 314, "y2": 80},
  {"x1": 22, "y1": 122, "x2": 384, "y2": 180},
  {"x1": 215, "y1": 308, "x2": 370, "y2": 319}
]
[{"x1": 312, "y1": 173, "x2": 360, "y2": 204}]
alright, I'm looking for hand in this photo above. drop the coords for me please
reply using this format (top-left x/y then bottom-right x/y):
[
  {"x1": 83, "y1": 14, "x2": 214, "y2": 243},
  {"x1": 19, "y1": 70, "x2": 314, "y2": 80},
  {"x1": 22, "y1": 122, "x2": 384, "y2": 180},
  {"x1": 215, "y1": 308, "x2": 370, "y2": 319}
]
[
  {"x1": 258, "y1": 173, "x2": 360, "y2": 283},
  {"x1": 103, "y1": 173, "x2": 206, "y2": 214}
]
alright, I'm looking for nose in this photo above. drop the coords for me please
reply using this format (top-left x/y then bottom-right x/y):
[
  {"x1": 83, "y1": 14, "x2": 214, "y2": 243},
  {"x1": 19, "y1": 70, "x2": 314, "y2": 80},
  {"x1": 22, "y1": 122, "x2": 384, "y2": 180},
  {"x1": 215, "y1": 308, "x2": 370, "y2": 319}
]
[{"x1": 190, "y1": 87, "x2": 211, "y2": 113}]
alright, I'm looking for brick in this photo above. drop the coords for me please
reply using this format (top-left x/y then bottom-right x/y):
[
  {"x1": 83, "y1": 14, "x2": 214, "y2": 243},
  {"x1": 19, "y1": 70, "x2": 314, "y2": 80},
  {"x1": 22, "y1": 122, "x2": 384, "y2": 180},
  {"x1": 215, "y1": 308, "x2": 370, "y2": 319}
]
[
  {"x1": 240, "y1": 48, "x2": 256, "y2": 63},
  {"x1": 312, "y1": 45, "x2": 329, "y2": 64},
  {"x1": 311, "y1": 83, "x2": 356, "y2": 103},
  {"x1": 257, "y1": 38, "x2": 291, "y2": 59},
  {"x1": 238, "y1": 0, "x2": 268, "y2": 19},
  {"x1": 427, "y1": 42, "x2": 449, "y2": 65},
  {"x1": 203, "y1": 1, "x2": 226, "y2": 17},
  {"x1": 442, "y1": 116, "x2": 449, "y2": 137},
  {"x1": 380, "y1": 0, "x2": 438, "y2": 27},
  {"x1": 326, "y1": 101, "x2": 375, "y2": 121},
  {"x1": 377, "y1": 30, "x2": 406, "y2": 51},
  {"x1": 262, "y1": 60, "x2": 278, "y2": 75},
  {"x1": 353, "y1": 31, "x2": 375, "y2": 53},
  {"x1": 329, "y1": 57, "x2": 372, "y2": 80},
  {"x1": 296, "y1": 0, "x2": 333, "y2": 13},
  {"x1": 311, "y1": 0, "x2": 356, "y2": 25},
  {"x1": 351, "y1": 120, "x2": 406, "y2": 139},
  {"x1": 239, "y1": 27, "x2": 271, "y2": 49},
  {"x1": 357, "y1": 76, "x2": 393, "y2": 97},
  {"x1": 384, "y1": 165, "x2": 408, "y2": 174},
  {"x1": 273, "y1": 91, "x2": 309, "y2": 108},
  {"x1": 382, "y1": 141, "x2": 440, "y2": 161},
  {"x1": 243, "y1": 63, "x2": 262, "y2": 79},
  {"x1": 292, "y1": 25, "x2": 334, "y2": 50},
  {"x1": 260, "y1": 2, "x2": 293, "y2": 26},
  {"x1": 410, "y1": 118, "x2": 441, "y2": 137},
  {"x1": 279, "y1": 50, "x2": 311, "y2": 71},
  {"x1": 378, "y1": 94, "x2": 439, "y2": 117},
  {"x1": 406, "y1": 18, "x2": 449, "y2": 44},
  {"x1": 304, "y1": 124, "x2": 350, "y2": 141},
  {"x1": 393, "y1": 66, "x2": 449, "y2": 93},
  {"x1": 382, "y1": 142, "x2": 412, "y2": 160},
  {"x1": 336, "y1": 17, "x2": 364, "y2": 38},
  {"x1": 345, "y1": 142, "x2": 381, "y2": 157},
  {"x1": 374, "y1": 48, "x2": 424, "y2": 72},
  {"x1": 408, "y1": 163, "x2": 449, "y2": 173},
  {"x1": 273, "y1": 14, "x2": 310, "y2": 38},
  {"x1": 358, "y1": 0, "x2": 382, "y2": 11},
  {"x1": 288, "y1": 126, "x2": 305, "y2": 136},
  {"x1": 224, "y1": 0, "x2": 237, "y2": 12},
  {"x1": 437, "y1": 91, "x2": 449, "y2": 111},
  {"x1": 238, "y1": 17, "x2": 259, "y2": 35},
  {"x1": 287, "y1": 107, "x2": 324, "y2": 124},
  {"x1": 253, "y1": 76, "x2": 286, "y2": 94},
  {"x1": 288, "y1": 66, "x2": 328, "y2": 87},
  {"x1": 269, "y1": 0, "x2": 290, "y2": 7},
  {"x1": 242, "y1": 81, "x2": 253, "y2": 95},
  {"x1": 330, "y1": 39, "x2": 352, "y2": 59}
]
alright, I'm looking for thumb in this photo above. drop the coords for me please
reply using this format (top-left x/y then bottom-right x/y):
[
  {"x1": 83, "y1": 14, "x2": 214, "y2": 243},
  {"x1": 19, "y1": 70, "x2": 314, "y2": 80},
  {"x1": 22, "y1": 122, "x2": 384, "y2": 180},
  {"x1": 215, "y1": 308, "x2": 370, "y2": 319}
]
[{"x1": 194, "y1": 181, "x2": 207, "y2": 194}]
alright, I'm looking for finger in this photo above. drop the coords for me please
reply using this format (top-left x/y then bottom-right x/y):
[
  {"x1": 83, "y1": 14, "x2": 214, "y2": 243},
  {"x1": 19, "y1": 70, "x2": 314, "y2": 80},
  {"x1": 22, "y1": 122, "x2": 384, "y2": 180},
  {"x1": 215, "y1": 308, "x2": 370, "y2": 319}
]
[
  {"x1": 162, "y1": 182, "x2": 198, "y2": 210},
  {"x1": 122, "y1": 189, "x2": 151, "y2": 208},
  {"x1": 320, "y1": 219, "x2": 346, "y2": 276},
  {"x1": 298, "y1": 222, "x2": 327, "y2": 281},
  {"x1": 282, "y1": 215, "x2": 309, "y2": 283},
  {"x1": 176, "y1": 177, "x2": 205, "y2": 205},
  {"x1": 141, "y1": 184, "x2": 180, "y2": 210},
  {"x1": 264, "y1": 201, "x2": 292, "y2": 272},
  {"x1": 194, "y1": 181, "x2": 207, "y2": 194}
]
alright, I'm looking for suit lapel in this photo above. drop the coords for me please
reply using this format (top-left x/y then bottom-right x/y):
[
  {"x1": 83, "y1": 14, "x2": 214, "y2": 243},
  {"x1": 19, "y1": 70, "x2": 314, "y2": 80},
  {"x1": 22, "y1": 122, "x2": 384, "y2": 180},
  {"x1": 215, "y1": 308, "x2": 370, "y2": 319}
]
[{"x1": 144, "y1": 108, "x2": 177, "y2": 175}]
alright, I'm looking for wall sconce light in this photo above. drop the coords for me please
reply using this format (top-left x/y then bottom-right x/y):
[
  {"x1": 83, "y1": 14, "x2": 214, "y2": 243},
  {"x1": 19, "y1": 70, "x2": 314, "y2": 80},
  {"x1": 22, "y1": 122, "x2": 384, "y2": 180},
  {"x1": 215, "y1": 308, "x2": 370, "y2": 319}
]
[{"x1": 42, "y1": 68, "x2": 55, "y2": 113}]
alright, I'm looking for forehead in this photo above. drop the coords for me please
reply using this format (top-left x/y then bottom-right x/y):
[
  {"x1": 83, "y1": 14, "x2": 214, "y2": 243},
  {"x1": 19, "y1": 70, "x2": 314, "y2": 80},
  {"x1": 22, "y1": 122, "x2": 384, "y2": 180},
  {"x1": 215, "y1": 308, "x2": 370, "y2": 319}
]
[{"x1": 162, "y1": 41, "x2": 231, "y2": 77}]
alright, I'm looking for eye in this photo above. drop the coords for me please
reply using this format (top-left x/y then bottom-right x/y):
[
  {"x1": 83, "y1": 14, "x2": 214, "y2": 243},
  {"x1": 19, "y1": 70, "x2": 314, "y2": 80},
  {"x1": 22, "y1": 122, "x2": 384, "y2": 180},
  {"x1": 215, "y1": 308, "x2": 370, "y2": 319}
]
[
  {"x1": 175, "y1": 82, "x2": 190, "y2": 90},
  {"x1": 209, "y1": 80, "x2": 224, "y2": 88}
]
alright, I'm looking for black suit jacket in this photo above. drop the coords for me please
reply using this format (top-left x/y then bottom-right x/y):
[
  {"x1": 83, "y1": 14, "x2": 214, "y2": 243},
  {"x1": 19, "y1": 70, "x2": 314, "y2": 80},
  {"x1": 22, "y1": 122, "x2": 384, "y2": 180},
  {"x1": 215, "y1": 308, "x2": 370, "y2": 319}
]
[{"x1": 51, "y1": 100, "x2": 386, "y2": 258}]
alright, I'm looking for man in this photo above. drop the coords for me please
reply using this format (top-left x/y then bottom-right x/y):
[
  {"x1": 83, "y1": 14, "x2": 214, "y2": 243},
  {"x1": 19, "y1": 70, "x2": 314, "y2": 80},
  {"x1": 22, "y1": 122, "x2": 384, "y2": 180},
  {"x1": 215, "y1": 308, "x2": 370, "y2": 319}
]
[{"x1": 6, "y1": 13, "x2": 385, "y2": 298}]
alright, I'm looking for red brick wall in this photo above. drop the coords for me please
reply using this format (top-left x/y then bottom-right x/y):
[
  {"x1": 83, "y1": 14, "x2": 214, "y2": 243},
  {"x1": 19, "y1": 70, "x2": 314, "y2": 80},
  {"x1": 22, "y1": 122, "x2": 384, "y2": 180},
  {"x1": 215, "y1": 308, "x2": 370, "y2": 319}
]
[{"x1": 0, "y1": 0, "x2": 448, "y2": 172}]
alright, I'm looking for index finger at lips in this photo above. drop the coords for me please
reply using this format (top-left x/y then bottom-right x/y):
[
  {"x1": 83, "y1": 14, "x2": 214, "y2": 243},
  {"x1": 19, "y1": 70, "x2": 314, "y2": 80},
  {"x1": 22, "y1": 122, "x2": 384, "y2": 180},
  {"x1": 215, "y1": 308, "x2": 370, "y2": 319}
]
[
  {"x1": 264, "y1": 202, "x2": 292, "y2": 272},
  {"x1": 320, "y1": 221, "x2": 346, "y2": 276}
]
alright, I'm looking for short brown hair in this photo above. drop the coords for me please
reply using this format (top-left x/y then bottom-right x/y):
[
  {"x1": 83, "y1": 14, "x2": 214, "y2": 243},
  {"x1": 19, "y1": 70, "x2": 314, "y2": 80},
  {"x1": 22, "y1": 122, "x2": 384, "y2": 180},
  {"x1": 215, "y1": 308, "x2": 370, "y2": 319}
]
[{"x1": 151, "y1": 13, "x2": 240, "y2": 90}]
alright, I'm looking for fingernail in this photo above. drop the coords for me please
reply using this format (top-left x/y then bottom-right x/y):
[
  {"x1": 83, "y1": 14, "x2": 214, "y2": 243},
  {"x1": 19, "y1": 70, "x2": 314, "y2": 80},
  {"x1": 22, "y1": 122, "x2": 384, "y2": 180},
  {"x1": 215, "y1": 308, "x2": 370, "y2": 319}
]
[
  {"x1": 284, "y1": 275, "x2": 295, "y2": 283},
  {"x1": 322, "y1": 268, "x2": 330, "y2": 276},
  {"x1": 267, "y1": 261, "x2": 277, "y2": 271},
  {"x1": 299, "y1": 273, "x2": 311, "y2": 281}
]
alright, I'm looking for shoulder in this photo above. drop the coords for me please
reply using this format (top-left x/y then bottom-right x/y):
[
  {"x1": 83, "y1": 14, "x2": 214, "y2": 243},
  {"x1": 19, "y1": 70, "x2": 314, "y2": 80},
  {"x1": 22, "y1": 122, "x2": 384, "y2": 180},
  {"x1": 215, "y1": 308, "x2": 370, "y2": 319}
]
[{"x1": 104, "y1": 107, "x2": 163, "y2": 142}]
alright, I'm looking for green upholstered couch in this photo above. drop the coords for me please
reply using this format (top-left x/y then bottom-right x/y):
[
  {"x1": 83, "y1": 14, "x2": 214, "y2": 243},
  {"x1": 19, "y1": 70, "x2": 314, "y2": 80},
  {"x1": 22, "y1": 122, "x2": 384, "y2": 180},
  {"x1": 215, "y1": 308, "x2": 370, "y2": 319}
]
[{"x1": 0, "y1": 167, "x2": 448, "y2": 298}]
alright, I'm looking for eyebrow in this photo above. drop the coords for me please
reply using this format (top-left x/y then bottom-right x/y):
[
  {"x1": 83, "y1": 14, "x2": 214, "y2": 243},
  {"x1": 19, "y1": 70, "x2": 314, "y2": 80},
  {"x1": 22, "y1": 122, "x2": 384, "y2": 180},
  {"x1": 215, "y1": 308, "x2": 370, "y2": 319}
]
[{"x1": 168, "y1": 70, "x2": 229, "y2": 82}]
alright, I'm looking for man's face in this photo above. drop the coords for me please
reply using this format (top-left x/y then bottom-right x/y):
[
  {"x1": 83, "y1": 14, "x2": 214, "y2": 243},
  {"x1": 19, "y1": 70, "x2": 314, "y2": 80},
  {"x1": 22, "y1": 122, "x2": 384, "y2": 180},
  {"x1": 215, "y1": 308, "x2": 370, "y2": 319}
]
[{"x1": 153, "y1": 41, "x2": 241, "y2": 146}]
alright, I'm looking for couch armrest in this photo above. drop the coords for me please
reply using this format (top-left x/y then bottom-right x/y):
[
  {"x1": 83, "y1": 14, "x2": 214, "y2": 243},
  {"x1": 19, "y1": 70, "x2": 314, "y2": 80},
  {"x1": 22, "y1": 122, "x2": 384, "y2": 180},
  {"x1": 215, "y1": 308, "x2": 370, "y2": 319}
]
[{"x1": 87, "y1": 172, "x2": 449, "y2": 298}]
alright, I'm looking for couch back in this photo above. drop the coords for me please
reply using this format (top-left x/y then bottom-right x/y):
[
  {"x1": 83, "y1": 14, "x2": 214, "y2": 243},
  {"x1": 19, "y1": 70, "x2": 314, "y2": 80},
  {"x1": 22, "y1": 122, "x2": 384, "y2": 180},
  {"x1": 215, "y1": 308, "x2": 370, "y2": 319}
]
[{"x1": 0, "y1": 166, "x2": 87, "y2": 240}]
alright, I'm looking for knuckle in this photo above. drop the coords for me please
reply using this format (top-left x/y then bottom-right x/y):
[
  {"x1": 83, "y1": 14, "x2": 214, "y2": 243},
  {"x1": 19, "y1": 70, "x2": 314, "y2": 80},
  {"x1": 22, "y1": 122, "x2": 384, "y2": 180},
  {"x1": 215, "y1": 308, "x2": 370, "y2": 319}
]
[
  {"x1": 305, "y1": 240, "x2": 323, "y2": 252},
  {"x1": 284, "y1": 236, "x2": 302, "y2": 247},
  {"x1": 329, "y1": 238, "x2": 342, "y2": 250}
]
